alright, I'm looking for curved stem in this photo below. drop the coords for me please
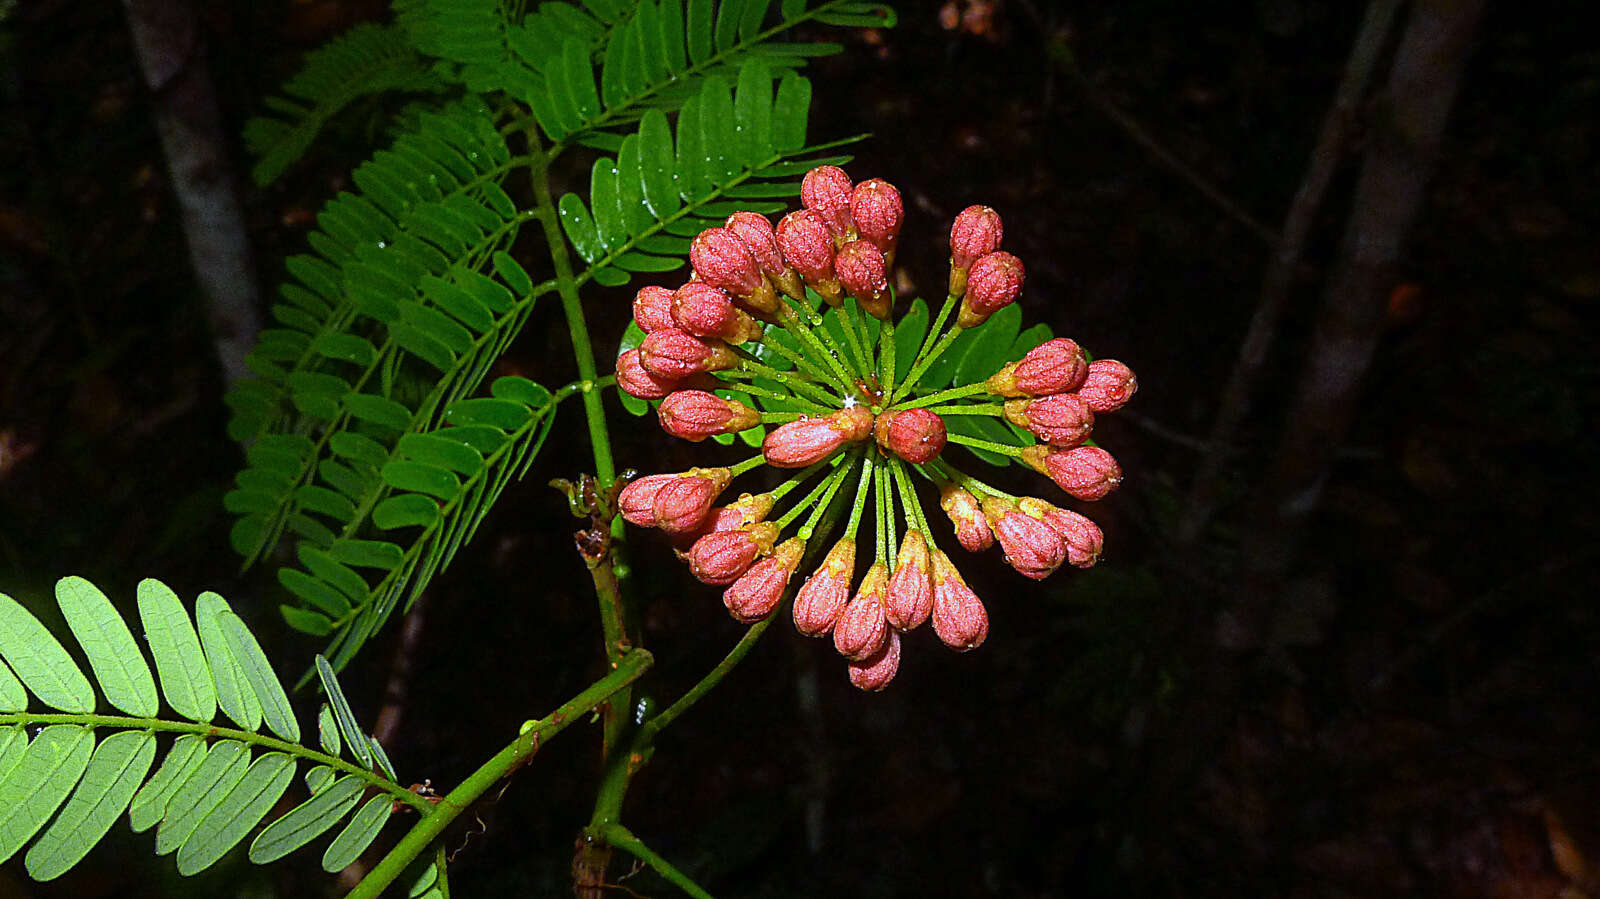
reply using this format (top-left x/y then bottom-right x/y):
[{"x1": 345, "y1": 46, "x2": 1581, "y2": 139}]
[
  {"x1": 603, "y1": 825, "x2": 716, "y2": 899},
  {"x1": 347, "y1": 650, "x2": 653, "y2": 899}
]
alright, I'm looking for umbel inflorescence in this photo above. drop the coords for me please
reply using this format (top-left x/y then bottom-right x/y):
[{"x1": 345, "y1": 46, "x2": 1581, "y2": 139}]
[{"x1": 615, "y1": 166, "x2": 1137, "y2": 690}]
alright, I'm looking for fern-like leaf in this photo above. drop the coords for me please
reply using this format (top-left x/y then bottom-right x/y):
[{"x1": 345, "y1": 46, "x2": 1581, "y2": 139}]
[
  {"x1": 243, "y1": 23, "x2": 453, "y2": 186},
  {"x1": 0, "y1": 578, "x2": 427, "y2": 882}
]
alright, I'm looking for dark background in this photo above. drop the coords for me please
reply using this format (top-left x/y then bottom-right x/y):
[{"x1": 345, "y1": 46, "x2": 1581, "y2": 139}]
[{"x1": 3, "y1": 0, "x2": 1599, "y2": 895}]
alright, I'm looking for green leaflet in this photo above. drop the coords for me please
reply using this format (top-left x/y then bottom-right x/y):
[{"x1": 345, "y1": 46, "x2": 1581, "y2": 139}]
[
  {"x1": 25, "y1": 731, "x2": 157, "y2": 881},
  {"x1": 194, "y1": 593, "x2": 263, "y2": 733},
  {"x1": 220, "y1": 613, "x2": 301, "y2": 743},
  {"x1": 315, "y1": 656, "x2": 374, "y2": 772},
  {"x1": 322, "y1": 795, "x2": 393, "y2": 873},
  {"x1": 0, "y1": 725, "x2": 96, "y2": 865},
  {"x1": 248, "y1": 774, "x2": 365, "y2": 864},
  {"x1": 0, "y1": 660, "x2": 24, "y2": 713},
  {"x1": 0, "y1": 592, "x2": 94, "y2": 714},
  {"x1": 153, "y1": 739, "x2": 252, "y2": 856},
  {"x1": 176, "y1": 752, "x2": 296, "y2": 875},
  {"x1": 954, "y1": 302, "x2": 1022, "y2": 387},
  {"x1": 318, "y1": 704, "x2": 342, "y2": 757},
  {"x1": 55, "y1": 576, "x2": 159, "y2": 718},
  {"x1": 129, "y1": 734, "x2": 208, "y2": 833}
]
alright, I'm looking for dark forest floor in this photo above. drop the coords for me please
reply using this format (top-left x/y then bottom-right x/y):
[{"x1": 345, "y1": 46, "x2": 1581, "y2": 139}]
[{"x1": 3, "y1": 0, "x2": 1599, "y2": 896}]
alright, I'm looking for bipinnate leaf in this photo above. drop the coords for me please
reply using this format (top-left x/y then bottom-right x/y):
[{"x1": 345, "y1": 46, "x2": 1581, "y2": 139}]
[
  {"x1": 0, "y1": 592, "x2": 94, "y2": 714},
  {"x1": 55, "y1": 576, "x2": 159, "y2": 718},
  {"x1": 136, "y1": 579, "x2": 216, "y2": 723},
  {"x1": 0, "y1": 725, "x2": 95, "y2": 865},
  {"x1": 25, "y1": 731, "x2": 157, "y2": 881}
]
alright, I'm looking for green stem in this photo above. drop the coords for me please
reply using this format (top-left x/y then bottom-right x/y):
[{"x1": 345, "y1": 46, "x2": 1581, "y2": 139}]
[
  {"x1": 835, "y1": 303, "x2": 873, "y2": 377},
  {"x1": 736, "y1": 356, "x2": 842, "y2": 409},
  {"x1": 946, "y1": 433, "x2": 1026, "y2": 459},
  {"x1": 923, "y1": 404, "x2": 1005, "y2": 416},
  {"x1": 892, "y1": 458, "x2": 935, "y2": 536},
  {"x1": 348, "y1": 650, "x2": 653, "y2": 899},
  {"x1": 842, "y1": 452, "x2": 876, "y2": 541},
  {"x1": 730, "y1": 454, "x2": 767, "y2": 477},
  {"x1": 758, "y1": 334, "x2": 851, "y2": 393},
  {"x1": 933, "y1": 459, "x2": 1017, "y2": 500},
  {"x1": 915, "y1": 294, "x2": 960, "y2": 366},
  {"x1": 876, "y1": 461, "x2": 892, "y2": 566},
  {"x1": 776, "y1": 461, "x2": 853, "y2": 530},
  {"x1": 0, "y1": 711, "x2": 431, "y2": 813},
  {"x1": 728, "y1": 381, "x2": 826, "y2": 411},
  {"x1": 798, "y1": 455, "x2": 859, "y2": 539},
  {"x1": 760, "y1": 412, "x2": 805, "y2": 424},
  {"x1": 895, "y1": 381, "x2": 992, "y2": 409},
  {"x1": 778, "y1": 305, "x2": 862, "y2": 391},
  {"x1": 603, "y1": 825, "x2": 716, "y2": 899},
  {"x1": 879, "y1": 313, "x2": 897, "y2": 398},
  {"x1": 890, "y1": 325, "x2": 966, "y2": 405}
]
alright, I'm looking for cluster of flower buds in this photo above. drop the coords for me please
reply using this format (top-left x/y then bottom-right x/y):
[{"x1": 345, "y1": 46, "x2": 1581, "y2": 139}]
[{"x1": 615, "y1": 166, "x2": 1136, "y2": 691}]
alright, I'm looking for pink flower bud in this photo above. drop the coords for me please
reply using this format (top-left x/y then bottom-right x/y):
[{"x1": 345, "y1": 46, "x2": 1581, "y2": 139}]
[
  {"x1": 776, "y1": 210, "x2": 844, "y2": 305},
  {"x1": 939, "y1": 484, "x2": 993, "y2": 553},
  {"x1": 727, "y1": 211, "x2": 807, "y2": 302},
  {"x1": 691, "y1": 227, "x2": 779, "y2": 314},
  {"x1": 833, "y1": 562, "x2": 889, "y2": 661},
  {"x1": 670, "y1": 283, "x2": 762, "y2": 344},
  {"x1": 931, "y1": 551, "x2": 989, "y2": 651},
  {"x1": 658, "y1": 390, "x2": 761, "y2": 442},
  {"x1": 1004, "y1": 393, "x2": 1094, "y2": 448},
  {"x1": 1018, "y1": 497, "x2": 1102, "y2": 568},
  {"x1": 1021, "y1": 445, "x2": 1123, "y2": 501},
  {"x1": 800, "y1": 165, "x2": 856, "y2": 240},
  {"x1": 873, "y1": 408, "x2": 947, "y2": 464},
  {"x1": 957, "y1": 251, "x2": 1025, "y2": 328},
  {"x1": 950, "y1": 205, "x2": 1004, "y2": 269},
  {"x1": 616, "y1": 349, "x2": 685, "y2": 400},
  {"x1": 834, "y1": 240, "x2": 891, "y2": 319},
  {"x1": 792, "y1": 537, "x2": 855, "y2": 637},
  {"x1": 632, "y1": 285, "x2": 676, "y2": 333},
  {"x1": 850, "y1": 178, "x2": 903, "y2": 256},
  {"x1": 986, "y1": 338, "x2": 1089, "y2": 398},
  {"x1": 618, "y1": 473, "x2": 676, "y2": 527},
  {"x1": 885, "y1": 529, "x2": 934, "y2": 631},
  {"x1": 669, "y1": 491, "x2": 776, "y2": 551},
  {"x1": 724, "y1": 537, "x2": 804, "y2": 623},
  {"x1": 638, "y1": 328, "x2": 739, "y2": 379},
  {"x1": 1074, "y1": 359, "x2": 1138, "y2": 413},
  {"x1": 687, "y1": 521, "x2": 779, "y2": 585},
  {"x1": 949, "y1": 205, "x2": 1003, "y2": 295},
  {"x1": 651, "y1": 467, "x2": 732, "y2": 534},
  {"x1": 981, "y1": 496, "x2": 1066, "y2": 581},
  {"x1": 847, "y1": 629, "x2": 901, "y2": 692},
  {"x1": 761, "y1": 406, "x2": 875, "y2": 468}
]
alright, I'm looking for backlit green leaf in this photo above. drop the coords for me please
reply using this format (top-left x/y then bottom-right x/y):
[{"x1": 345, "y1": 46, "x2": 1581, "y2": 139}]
[
  {"x1": 0, "y1": 592, "x2": 94, "y2": 714},
  {"x1": 24, "y1": 730, "x2": 156, "y2": 881}
]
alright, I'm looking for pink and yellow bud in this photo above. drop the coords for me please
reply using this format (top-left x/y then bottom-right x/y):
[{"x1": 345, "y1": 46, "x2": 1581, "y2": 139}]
[
  {"x1": 792, "y1": 536, "x2": 856, "y2": 637},
  {"x1": 632, "y1": 285, "x2": 676, "y2": 333},
  {"x1": 986, "y1": 338, "x2": 1089, "y2": 398},
  {"x1": 1018, "y1": 497, "x2": 1103, "y2": 568},
  {"x1": 1074, "y1": 359, "x2": 1138, "y2": 413},
  {"x1": 618, "y1": 473, "x2": 677, "y2": 528},
  {"x1": 690, "y1": 227, "x2": 779, "y2": 314},
  {"x1": 1003, "y1": 393, "x2": 1094, "y2": 448},
  {"x1": 761, "y1": 406, "x2": 875, "y2": 468},
  {"x1": 939, "y1": 484, "x2": 994, "y2": 553},
  {"x1": 885, "y1": 529, "x2": 934, "y2": 631},
  {"x1": 834, "y1": 240, "x2": 891, "y2": 319},
  {"x1": 724, "y1": 537, "x2": 804, "y2": 623},
  {"x1": 775, "y1": 210, "x2": 844, "y2": 305},
  {"x1": 670, "y1": 282, "x2": 762, "y2": 344},
  {"x1": 849, "y1": 178, "x2": 903, "y2": 257},
  {"x1": 725, "y1": 211, "x2": 806, "y2": 301},
  {"x1": 930, "y1": 551, "x2": 989, "y2": 651},
  {"x1": 957, "y1": 251, "x2": 1025, "y2": 328},
  {"x1": 638, "y1": 328, "x2": 740, "y2": 380},
  {"x1": 800, "y1": 165, "x2": 856, "y2": 241},
  {"x1": 687, "y1": 521, "x2": 779, "y2": 585},
  {"x1": 833, "y1": 562, "x2": 889, "y2": 661},
  {"x1": 651, "y1": 467, "x2": 732, "y2": 534},
  {"x1": 873, "y1": 408, "x2": 947, "y2": 464},
  {"x1": 847, "y1": 630, "x2": 901, "y2": 692},
  {"x1": 981, "y1": 496, "x2": 1067, "y2": 581},
  {"x1": 658, "y1": 390, "x2": 760, "y2": 442},
  {"x1": 1021, "y1": 444, "x2": 1123, "y2": 501},
  {"x1": 949, "y1": 205, "x2": 1004, "y2": 295}
]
